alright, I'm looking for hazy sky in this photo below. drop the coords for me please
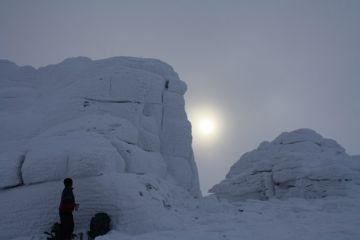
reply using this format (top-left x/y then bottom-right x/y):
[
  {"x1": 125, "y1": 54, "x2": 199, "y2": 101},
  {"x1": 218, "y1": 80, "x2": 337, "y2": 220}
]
[{"x1": 1, "y1": 0, "x2": 359, "y2": 194}]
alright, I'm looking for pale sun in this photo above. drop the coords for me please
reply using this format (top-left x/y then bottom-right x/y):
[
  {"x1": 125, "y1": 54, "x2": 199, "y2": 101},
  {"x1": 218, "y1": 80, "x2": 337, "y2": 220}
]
[
  {"x1": 188, "y1": 107, "x2": 222, "y2": 143},
  {"x1": 198, "y1": 118, "x2": 215, "y2": 135}
]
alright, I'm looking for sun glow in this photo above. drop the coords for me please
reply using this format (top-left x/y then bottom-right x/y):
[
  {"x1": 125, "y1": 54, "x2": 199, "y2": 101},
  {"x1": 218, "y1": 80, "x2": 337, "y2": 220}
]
[
  {"x1": 198, "y1": 118, "x2": 215, "y2": 135},
  {"x1": 189, "y1": 107, "x2": 222, "y2": 143}
]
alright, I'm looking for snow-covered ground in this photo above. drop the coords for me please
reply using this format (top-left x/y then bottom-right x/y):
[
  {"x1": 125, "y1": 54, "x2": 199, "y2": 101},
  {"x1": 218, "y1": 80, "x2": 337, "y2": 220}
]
[
  {"x1": 99, "y1": 185, "x2": 360, "y2": 240},
  {"x1": 11, "y1": 182, "x2": 360, "y2": 240}
]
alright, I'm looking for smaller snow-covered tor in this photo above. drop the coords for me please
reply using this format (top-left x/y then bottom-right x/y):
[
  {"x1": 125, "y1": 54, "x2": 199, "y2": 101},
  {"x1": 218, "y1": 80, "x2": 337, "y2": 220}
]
[{"x1": 210, "y1": 129, "x2": 360, "y2": 201}]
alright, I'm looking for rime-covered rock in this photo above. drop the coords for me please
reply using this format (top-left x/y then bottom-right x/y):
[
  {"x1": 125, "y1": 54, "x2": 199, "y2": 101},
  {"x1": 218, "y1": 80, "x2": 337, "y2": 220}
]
[
  {"x1": 210, "y1": 129, "x2": 360, "y2": 201},
  {"x1": 0, "y1": 57, "x2": 200, "y2": 239}
]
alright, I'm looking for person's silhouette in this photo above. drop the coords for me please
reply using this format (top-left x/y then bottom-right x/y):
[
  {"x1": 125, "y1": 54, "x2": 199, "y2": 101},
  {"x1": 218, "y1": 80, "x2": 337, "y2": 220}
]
[{"x1": 59, "y1": 178, "x2": 79, "y2": 239}]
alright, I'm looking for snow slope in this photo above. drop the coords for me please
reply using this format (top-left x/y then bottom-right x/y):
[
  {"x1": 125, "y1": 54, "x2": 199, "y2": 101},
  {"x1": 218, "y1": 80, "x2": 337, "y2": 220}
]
[
  {"x1": 98, "y1": 190, "x2": 360, "y2": 240},
  {"x1": 0, "y1": 57, "x2": 200, "y2": 239},
  {"x1": 11, "y1": 181, "x2": 360, "y2": 240}
]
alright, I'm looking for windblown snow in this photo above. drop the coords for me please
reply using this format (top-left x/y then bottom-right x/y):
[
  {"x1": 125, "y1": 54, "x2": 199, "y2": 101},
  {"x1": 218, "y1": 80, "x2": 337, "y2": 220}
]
[{"x1": 1, "y1": 58, "x2": 360, "y2": 240}]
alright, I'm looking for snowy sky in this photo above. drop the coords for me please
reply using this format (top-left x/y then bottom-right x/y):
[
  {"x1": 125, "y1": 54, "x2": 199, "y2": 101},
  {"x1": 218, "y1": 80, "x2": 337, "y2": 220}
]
[{"x1": 1, "y1": 0, "x2": 359, "y2": 194}]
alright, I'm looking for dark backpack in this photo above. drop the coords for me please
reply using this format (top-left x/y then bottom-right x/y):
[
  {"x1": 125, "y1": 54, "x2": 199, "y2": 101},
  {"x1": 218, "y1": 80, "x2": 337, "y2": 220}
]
[{"x1": 88, "y1": 212, "x2": 111, "y2": 239}]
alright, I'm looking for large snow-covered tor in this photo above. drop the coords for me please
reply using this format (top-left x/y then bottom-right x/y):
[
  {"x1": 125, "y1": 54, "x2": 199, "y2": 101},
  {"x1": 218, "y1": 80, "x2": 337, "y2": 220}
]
[
  {"x1": 0, "y1": 57, "x2": 201, "y2": 239},
  {"x1": 210, "y1": 129, "x2": 360, "y2": 201}
]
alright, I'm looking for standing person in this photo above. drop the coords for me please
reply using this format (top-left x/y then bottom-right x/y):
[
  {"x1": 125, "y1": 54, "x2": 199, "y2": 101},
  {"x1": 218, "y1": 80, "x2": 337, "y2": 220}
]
[{"x1": 59, "y1": 178, "x2": 79, "y2": 240}]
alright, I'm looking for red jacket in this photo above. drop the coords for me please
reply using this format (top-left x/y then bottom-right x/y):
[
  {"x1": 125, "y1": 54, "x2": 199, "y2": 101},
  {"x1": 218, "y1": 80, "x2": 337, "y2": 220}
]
[{"x1": 59, "y1": 187, "x2": 76, "y2": 214}]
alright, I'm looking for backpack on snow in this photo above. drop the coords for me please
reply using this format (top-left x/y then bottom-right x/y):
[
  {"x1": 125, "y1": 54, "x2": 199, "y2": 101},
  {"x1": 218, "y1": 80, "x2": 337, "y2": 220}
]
[{"x1": 87, "y1": 212, "x2": 111, "y2": 239}]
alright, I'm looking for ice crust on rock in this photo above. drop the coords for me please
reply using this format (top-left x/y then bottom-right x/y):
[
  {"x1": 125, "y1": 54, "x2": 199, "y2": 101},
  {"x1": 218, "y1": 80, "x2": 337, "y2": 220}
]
[
  {"x1": 210, "y1": 129, "x2": 360, "y2": 201},
  {"x1": 0, "y1": 57, "x2": 200, "y2": 239}
]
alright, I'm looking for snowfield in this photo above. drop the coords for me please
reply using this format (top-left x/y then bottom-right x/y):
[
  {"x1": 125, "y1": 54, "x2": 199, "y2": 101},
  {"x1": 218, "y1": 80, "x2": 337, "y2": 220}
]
[
  {"x1": 10, "y1": 186, "x2": 360, "y2": 240},
  {"x1": 1, "y1": 57, "x2": 359, "y2": 240},
  {"x1": 99, "y1": 189, "x2": 360, "y2": 240}
]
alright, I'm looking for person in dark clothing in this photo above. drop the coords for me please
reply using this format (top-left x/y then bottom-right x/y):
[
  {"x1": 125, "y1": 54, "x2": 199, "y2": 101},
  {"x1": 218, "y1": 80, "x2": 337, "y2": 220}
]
[{"x1": 59, "y1": 178, "x2": 79, "y2": 240}]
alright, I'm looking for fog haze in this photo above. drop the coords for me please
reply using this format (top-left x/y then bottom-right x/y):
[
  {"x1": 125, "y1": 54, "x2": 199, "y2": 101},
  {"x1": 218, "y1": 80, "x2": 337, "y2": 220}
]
[{"x1": 1, "y1": 0, "x2": 359, "y2": 194}]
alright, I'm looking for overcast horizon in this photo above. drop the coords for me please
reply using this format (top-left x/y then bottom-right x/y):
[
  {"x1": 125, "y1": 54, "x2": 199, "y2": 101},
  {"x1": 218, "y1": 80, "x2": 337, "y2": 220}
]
[{"x1": 1, "y1": 0, "x2": 359, "y2": 194}]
